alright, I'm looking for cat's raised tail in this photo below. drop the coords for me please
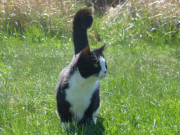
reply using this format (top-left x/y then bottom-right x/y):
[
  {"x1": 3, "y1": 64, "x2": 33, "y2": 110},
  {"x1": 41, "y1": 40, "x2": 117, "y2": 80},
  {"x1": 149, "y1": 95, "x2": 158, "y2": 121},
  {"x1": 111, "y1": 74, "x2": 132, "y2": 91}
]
[{"x1": 73, "y1": 8, "x2": 93, "y2": 55}]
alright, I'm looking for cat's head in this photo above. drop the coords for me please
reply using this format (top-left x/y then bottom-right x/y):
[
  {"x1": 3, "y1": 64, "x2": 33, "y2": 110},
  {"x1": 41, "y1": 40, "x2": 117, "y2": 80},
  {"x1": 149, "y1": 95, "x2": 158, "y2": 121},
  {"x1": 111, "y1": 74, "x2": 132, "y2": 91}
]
[{"x1": 76, "y1": 45, "x2": 107, "y2": 79}]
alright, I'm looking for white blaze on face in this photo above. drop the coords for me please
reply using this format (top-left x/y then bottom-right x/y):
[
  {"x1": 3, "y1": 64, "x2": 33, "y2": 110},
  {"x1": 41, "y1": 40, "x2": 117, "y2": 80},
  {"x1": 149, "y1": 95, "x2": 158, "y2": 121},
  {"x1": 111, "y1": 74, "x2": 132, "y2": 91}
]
[{"x1": 98, "y1": 56, "x2": 107, "y2": 78}]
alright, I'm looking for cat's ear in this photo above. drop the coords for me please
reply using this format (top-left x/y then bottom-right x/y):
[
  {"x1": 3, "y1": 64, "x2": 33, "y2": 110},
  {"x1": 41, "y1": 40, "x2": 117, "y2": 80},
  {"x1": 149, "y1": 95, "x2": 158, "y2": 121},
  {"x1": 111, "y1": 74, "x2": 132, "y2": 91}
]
[{"x1": 94, "y1": 44, "x2": 105, "y2": 55}]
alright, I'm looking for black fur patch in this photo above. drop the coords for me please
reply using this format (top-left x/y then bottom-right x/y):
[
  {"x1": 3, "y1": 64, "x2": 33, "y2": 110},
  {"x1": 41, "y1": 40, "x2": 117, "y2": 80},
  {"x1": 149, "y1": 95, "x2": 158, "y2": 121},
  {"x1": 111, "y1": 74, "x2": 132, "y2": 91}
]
[
  {"x1": 77, "y1": 47, "x2": 105, "y2": 78},
  {"x1": 73, "y1": 8, "x2": 93, "y2": 54}
]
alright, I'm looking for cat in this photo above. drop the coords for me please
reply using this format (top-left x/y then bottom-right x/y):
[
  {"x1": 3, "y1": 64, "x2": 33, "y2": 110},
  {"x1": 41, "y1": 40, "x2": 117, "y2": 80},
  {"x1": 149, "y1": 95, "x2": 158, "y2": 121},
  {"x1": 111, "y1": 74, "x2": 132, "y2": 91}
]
[{"x1": 56, "y1": 8, "x2": 107, "y2": 127}]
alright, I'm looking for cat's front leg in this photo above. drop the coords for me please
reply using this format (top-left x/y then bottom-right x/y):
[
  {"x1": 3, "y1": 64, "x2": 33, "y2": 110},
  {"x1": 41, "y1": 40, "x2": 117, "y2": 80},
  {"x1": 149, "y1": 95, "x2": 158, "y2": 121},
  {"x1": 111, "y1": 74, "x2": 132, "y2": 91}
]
[{"x1": 92, "y1": 109, "x2": 98, "y2": 124}]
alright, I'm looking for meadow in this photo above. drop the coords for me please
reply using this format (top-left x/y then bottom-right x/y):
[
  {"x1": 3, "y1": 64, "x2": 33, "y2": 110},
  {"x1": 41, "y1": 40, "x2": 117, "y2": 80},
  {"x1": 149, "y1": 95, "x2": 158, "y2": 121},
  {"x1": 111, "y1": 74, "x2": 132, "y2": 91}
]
[{"x1": 0, "y1": 0, "x2": 180, "y2": 134}]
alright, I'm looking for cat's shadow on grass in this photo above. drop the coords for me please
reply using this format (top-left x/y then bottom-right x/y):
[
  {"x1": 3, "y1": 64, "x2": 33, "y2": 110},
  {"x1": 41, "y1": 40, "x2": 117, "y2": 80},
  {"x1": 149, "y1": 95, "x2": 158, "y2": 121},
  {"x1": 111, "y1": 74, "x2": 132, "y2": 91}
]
[{"x1": 64, "y1": 117, "x2": 105, "y2": 135}]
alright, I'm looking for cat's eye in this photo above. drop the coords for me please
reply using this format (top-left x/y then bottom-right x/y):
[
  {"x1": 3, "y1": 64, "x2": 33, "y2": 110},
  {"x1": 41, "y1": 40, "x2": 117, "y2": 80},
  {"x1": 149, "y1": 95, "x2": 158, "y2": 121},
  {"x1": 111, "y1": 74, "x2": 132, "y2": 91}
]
[{"x1": 94, "y1": 63, "x2": 99, "y2": 68}]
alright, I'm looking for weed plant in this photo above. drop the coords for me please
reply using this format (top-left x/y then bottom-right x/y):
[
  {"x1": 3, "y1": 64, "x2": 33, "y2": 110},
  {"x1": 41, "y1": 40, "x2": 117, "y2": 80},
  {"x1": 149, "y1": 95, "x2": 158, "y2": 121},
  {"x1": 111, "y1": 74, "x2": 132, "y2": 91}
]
[{"x1": 0, "y1": 0, "x2": 179, "y2": 134}]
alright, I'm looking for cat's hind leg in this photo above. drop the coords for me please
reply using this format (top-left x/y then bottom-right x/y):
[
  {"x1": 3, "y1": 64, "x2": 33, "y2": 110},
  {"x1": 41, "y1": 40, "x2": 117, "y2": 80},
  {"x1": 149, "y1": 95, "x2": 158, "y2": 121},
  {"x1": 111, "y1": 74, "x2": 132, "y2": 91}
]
[{"x1": 61, "y1": 122, "x2": 68, "y2": 131}]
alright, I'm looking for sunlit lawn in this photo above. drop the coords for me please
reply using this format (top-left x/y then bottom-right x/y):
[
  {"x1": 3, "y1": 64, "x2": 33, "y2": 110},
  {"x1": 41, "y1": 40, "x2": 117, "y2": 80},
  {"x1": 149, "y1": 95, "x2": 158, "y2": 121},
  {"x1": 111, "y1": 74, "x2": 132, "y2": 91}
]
[
  {"x1": 0, "y1": 36, "x2": 179, "y2": 134},
  {"x1": 0, "y1": 0, "x2": 179, "y2": 134}
]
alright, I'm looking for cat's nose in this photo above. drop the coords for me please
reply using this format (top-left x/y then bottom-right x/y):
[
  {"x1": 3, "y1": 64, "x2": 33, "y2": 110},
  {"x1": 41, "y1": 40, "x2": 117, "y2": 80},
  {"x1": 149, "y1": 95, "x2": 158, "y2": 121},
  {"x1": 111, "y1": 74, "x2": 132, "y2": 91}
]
[{"x1": 104, "y1": 70, "x2": 107, "y2": 74}]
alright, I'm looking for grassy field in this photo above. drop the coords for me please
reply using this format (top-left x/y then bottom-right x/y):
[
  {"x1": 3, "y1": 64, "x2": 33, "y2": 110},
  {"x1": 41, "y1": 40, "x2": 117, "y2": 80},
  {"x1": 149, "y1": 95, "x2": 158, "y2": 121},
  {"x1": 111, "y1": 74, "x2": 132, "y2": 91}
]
[{"x1": 0, "y1": 0, "x2": 180, "y2": 134}]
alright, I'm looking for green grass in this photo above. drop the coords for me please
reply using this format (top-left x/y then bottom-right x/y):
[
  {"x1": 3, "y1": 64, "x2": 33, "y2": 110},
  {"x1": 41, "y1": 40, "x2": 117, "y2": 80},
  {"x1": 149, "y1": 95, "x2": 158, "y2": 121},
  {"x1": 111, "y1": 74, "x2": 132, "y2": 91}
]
[
  {"x1": 0, "y1": 1, "x2": 180, "y2": 134},
  {"x1": 0, "y1": 32, "x2": 179, "y2": 134}
]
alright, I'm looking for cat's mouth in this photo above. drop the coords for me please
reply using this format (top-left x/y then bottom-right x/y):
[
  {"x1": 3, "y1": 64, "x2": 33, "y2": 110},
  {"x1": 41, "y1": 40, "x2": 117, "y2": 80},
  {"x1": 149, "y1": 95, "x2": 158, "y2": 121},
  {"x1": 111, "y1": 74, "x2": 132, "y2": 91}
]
[
  {"x1": 93, "y1": 72, "x2": 107, "y2": 79},
  {"x1": 99, "y1": 73, "x2": 107, "y2": 79},
  {"x1": 81, "y1": 72, "x2": 107, "y2": 79}
]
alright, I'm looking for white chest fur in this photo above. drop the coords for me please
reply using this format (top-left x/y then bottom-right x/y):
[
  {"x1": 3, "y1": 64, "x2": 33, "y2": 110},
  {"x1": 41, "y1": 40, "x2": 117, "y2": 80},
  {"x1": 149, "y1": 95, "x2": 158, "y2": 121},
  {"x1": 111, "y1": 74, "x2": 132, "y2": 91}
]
[{"x1": 65, "y1": 69, "x2": 99, "y2": 122}]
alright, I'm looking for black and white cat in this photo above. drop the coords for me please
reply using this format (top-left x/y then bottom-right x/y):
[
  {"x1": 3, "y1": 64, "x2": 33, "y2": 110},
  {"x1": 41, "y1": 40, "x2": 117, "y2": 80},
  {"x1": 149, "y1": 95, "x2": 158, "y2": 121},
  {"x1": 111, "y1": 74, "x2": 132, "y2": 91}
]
[{"x1": 56, "y1": 9, "x2": 107, "y2": 127}]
